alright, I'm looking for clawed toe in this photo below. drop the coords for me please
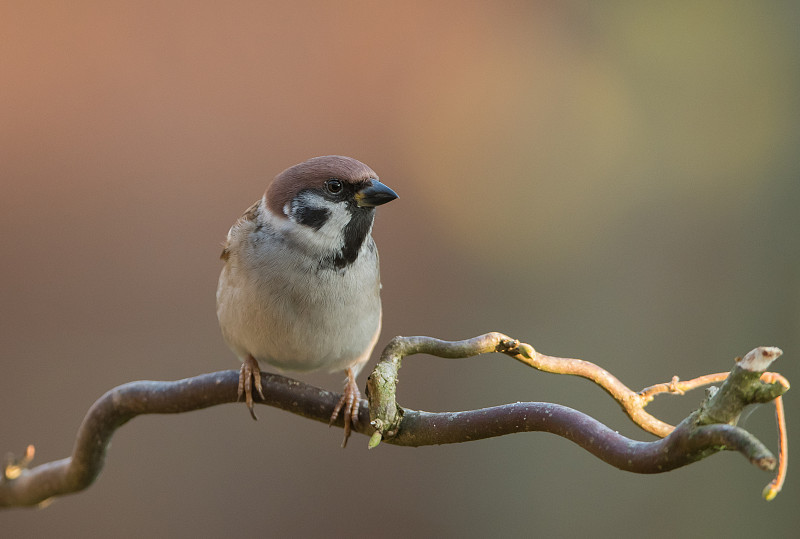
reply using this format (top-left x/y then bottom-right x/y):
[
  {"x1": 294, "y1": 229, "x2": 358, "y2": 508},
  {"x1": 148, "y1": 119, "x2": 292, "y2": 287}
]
[
  {"x1": 329, "y1": 367, "x2": 361, "y2": 448},
  {"x1": 238, "y1": 355, "x2": 265, "y2": 420}
]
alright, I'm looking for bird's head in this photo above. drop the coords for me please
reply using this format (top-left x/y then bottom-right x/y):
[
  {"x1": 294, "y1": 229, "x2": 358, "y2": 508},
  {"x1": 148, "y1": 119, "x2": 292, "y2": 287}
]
[{"x1": 264, "y1": 155, "x2": 398, "y2": 268}]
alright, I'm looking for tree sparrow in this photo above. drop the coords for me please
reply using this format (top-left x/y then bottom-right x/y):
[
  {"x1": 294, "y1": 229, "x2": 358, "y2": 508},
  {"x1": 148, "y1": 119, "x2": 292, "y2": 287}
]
[{"x1": 216, "y1": 155, "x2": 398, "y2": 446}]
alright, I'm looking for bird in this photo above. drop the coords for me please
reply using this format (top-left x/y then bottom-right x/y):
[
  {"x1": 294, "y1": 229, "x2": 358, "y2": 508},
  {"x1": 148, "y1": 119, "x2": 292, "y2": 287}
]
[{"x1": 216, "y1": 155, "x2": 398, "y2": 446}]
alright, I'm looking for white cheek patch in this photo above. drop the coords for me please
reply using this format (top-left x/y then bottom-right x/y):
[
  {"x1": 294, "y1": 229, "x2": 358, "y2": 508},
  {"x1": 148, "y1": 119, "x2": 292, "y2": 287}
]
[
  {"x1": 286, "y1": 191, "x2": 352, "y2": 255},
  {"x1": 320, "y1": 202, "x2": 352, "y2": 234}
]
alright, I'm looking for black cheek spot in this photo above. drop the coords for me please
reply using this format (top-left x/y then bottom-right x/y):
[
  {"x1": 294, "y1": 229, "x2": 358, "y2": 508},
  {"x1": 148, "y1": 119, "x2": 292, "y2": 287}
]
[{"x1": 294, "y1": 206, "x2": 331, "y2": 230}]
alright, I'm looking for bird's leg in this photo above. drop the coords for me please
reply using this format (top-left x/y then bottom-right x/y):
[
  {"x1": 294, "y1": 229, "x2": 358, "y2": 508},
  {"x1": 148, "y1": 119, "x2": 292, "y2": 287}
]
[
  {"x1": 238, "y1": 354, "x2": 265, "y2": 420},
  {"x1": 330, "y1": 367, "x2": 361, "y2": 447}
]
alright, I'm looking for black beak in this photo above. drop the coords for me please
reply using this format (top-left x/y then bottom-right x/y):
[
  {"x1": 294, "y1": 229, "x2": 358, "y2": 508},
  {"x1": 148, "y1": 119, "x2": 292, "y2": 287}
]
[{"x1": 355, "y1": 179, "x2": 399, "y2": 208}]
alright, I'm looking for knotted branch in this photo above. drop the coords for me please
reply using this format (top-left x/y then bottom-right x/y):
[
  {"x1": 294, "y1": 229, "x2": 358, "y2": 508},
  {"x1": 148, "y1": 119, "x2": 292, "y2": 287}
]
[
  {"x1": 367, "y1": 333, "x2": 788, "y2": 495},
  {"x1": 1, "y1": 333, "x2": 789, "y2": 509}
]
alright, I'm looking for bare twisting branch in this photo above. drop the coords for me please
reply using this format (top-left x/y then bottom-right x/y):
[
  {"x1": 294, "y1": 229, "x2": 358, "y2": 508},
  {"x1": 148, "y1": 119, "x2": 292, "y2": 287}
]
[
  {"x1": 0, "y1": 333, "x2": 789, "y2": 509},
  {"x1": 366, "y1": 333, "x2": 789, "y2": 496}
]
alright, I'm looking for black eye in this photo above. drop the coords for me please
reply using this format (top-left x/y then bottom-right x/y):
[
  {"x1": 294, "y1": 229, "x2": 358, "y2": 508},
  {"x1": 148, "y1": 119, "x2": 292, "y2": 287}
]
[{"x1": 325, "y1": 179, "x2": 343, "y2": 195}]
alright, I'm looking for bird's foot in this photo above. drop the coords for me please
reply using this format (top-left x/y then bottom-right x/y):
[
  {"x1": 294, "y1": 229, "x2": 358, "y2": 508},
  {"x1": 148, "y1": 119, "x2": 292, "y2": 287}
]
[
  {"x1": 330, "y1": 368, "x2": 361, "y2": 448},
  {"x1": 238, "y1": 355, "x2": 265, "y2": 420}
]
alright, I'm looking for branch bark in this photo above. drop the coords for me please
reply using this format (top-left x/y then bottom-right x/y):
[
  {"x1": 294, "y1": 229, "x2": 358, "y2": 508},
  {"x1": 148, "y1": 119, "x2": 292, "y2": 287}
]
[{"x1": 0, "y1": 334, "x2": 789, "y2": 508}]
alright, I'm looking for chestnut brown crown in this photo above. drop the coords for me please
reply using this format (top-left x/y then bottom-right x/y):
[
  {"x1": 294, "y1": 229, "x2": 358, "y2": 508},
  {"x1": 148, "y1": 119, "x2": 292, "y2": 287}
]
[{"x1": 266, "y1": 155, "x2": 378, "y2": 216}]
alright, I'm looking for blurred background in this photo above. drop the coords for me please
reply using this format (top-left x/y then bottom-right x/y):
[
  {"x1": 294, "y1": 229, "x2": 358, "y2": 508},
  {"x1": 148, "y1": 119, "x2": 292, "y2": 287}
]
[{"x1": 2, "y1": 1, "x2": 798, "y2": 537}]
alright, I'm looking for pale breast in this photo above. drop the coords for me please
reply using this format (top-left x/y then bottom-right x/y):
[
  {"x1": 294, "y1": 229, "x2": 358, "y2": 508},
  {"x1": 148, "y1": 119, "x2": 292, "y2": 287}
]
[{"x1": 216, "y1": 228, "x2": 382, "y2": 374}]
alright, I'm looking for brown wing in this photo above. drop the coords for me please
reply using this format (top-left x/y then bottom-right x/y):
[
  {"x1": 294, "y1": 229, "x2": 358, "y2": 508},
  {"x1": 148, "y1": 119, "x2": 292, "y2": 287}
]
[{"x1": 220, "y1": 199, "x2": 261, "y2": 261}]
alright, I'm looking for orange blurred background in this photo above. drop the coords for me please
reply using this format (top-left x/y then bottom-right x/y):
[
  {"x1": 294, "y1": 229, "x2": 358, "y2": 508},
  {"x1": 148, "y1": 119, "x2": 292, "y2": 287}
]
[{"x1": 2, "y1": 2, "x2": 798, "y2": 537}]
